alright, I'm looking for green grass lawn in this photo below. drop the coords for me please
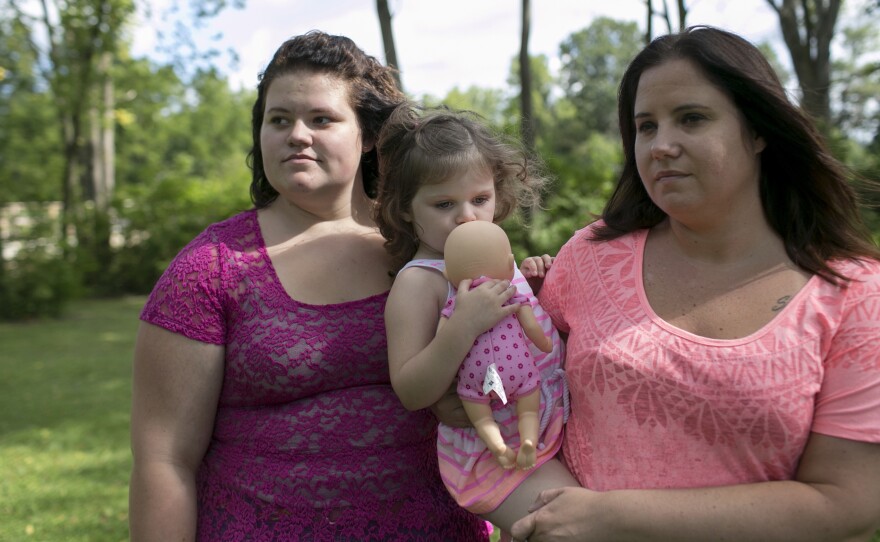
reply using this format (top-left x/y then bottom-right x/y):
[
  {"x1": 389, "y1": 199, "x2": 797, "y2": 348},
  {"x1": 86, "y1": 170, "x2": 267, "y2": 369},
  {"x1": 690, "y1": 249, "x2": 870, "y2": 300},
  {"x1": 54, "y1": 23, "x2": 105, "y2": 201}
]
[
  {"x1": 0, "y1": 296, "x2": 876, "y2": 542},
  {"x1": 0, "y1": 296, "x2": 143, "y2": 542}
]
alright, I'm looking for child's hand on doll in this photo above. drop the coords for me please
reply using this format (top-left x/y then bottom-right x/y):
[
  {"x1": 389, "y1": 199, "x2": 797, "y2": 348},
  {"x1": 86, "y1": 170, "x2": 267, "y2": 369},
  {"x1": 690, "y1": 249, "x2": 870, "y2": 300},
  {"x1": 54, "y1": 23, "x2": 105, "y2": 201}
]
[{"x1": 449, "y1": 278, "x2": 520, "y2": 336}]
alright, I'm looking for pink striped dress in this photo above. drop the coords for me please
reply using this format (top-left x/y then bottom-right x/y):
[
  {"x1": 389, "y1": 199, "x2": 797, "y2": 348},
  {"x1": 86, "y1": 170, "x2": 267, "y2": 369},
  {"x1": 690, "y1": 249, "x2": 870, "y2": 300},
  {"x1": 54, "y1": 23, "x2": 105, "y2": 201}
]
[{"x1": 401, "y1": 259, "x2": 569, "y2": 514}]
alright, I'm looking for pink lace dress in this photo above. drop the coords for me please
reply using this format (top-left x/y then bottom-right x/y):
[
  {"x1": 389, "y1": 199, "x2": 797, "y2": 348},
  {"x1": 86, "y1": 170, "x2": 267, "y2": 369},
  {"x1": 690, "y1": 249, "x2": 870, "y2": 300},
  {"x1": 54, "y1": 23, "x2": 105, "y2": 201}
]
[{"x1": 141, "y1": 210, "x2": 488, "y2": 541}]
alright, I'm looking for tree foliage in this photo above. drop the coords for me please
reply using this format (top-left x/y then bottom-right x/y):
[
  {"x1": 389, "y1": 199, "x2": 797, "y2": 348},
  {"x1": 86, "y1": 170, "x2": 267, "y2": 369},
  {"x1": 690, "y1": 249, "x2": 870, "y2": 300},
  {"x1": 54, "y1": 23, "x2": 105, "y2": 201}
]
[
  {"x1": 0, "y1": 11, "x2": 63, "y2": 203},
  {"x1": 109, "y1": 67, "x2": 254, "y2": 294},
  {"x1": 0, "y1": 0, "x2": 251, "y2": 317},
  {"x1": 557, "y1": 18, "x2": 642, "y2": 137},
  {"x1": 2, "y1": 1, "x2": 880, "y2": 320},
  {"x1": 832, "y1": 15, "x2": 880, "y2": 142}
]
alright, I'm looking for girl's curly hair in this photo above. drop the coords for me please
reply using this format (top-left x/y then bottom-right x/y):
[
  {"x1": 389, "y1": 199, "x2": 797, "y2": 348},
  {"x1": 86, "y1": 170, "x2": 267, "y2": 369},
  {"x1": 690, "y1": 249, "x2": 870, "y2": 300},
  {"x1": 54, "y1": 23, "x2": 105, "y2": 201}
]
[{"x1": 374, "y1": 104, "x2": 550, "y2": 272}]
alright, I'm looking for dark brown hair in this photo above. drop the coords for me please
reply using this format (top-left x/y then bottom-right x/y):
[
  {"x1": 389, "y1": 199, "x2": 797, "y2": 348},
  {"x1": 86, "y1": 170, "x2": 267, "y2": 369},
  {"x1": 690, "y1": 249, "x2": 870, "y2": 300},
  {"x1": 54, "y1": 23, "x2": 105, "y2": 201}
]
[
  {"x1": 599, "y1": 25, "x2": 880, "y2": 283},
  {"x1": 374, "y1": 104, "x2": 549, "y2": 272},
  {"x1": 248, "y1": 31, "x2": 405, "y2": 206}
]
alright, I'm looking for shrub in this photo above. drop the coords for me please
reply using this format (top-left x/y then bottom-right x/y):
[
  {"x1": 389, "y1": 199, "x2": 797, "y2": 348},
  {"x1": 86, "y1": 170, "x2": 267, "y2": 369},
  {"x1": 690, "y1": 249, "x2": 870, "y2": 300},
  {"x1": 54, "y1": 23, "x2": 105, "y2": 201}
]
[
  {"x1": 106, "y1": 169, "x2": 251, "y2": 295},
  {"x1": 0, "y1": 244, "x2": 80, "y2": 320}
]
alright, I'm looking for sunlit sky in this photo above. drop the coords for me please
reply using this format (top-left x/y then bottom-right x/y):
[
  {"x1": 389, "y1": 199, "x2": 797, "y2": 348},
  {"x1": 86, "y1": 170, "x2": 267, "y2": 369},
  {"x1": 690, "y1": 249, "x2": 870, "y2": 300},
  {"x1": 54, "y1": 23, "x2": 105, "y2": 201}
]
[{"x1": 131, "y1": 0, "x2": 788, "y2": 97}]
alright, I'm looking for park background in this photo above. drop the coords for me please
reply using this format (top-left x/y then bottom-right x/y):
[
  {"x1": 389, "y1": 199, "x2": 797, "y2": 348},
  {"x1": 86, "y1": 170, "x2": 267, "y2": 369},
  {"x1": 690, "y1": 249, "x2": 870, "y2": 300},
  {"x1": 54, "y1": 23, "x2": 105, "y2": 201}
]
[{"x1": 1, "y1": 0, "x2": 879, "y2": 540}]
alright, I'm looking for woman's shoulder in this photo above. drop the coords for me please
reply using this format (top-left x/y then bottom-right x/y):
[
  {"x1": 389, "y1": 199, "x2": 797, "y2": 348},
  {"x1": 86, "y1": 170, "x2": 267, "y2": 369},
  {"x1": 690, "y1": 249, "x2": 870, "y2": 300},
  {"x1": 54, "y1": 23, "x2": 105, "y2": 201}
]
[
  {"x1": 800, "y1": 257, "x2": 880, "y2": 326},
  {"x1": 200, "y1": 208, "x2": 258, "y2": 242},
  {"x1": 830, "y1": 257, "x2": 880, "y2": 295},
  {"x1": 832, "y1": 256, "x2": 880, "y2": 274},
  {"x1": 577, "y1": 219, "x2": 604, "y2": 238},
  {"x1": 162, "y1": 209, "x2": 257, "y2": 279},
  {"x1": 556, "y1": 221, "x2": 597, "y2": 253},
  {"x1": 558, "y1": 219, "x2": 643, "y2": 254},
  {"x1": 179, "y1": 209, "x2": 258, "y2": 254}
]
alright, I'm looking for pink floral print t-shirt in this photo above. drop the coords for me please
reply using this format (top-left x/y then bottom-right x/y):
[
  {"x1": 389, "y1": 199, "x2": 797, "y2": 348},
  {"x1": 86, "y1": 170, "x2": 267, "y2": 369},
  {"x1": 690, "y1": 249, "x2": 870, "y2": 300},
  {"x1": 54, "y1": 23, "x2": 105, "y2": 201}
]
[{"x1": 539, "y1": 222, "x2": 880, "y2": 491}]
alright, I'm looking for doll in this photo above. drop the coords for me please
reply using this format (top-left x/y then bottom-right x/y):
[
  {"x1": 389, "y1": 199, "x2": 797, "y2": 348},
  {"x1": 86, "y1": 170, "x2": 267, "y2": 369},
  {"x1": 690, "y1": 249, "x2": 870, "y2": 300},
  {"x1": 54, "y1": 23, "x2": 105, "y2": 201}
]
[{"x1": 439, "y1": 221, "x2": 553, "y2": 470}]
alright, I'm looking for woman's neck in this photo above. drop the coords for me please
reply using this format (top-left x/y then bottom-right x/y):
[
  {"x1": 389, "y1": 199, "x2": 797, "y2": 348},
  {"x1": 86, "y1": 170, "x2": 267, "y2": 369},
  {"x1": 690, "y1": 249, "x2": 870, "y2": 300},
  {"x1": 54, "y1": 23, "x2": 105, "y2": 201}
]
[
  {"x1": 660, "y1": 217, "x2": 786, "y2": 267},
  {"x1": 270, "y1": 182, "x2": 376, "y2": 230},
  {"x1": 260, "y1": 200, "x2": 378, "y2": 250}
]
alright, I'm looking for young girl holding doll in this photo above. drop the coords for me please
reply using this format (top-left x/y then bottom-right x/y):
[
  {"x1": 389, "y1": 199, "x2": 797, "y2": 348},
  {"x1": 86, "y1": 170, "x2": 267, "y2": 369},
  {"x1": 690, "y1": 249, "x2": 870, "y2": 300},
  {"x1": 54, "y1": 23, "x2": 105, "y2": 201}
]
[{"x1": 373, "y1": 105, "x2": 579, "y2": 533}]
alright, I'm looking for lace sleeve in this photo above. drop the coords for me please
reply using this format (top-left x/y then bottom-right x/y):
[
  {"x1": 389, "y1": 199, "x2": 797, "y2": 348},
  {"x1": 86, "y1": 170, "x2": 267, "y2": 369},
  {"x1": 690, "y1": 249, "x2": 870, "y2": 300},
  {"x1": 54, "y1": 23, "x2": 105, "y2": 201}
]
[{"x1": 140, "y1": 228, "x2": 229, "y2": 345}]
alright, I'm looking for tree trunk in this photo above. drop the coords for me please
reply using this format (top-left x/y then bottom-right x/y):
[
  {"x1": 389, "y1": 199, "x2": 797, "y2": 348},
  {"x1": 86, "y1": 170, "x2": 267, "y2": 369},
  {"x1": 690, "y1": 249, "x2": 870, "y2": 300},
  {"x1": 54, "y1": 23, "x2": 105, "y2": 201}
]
[
  {"x1": 61, "y1": 112, "x2": 82, "y2": 252},
  {"x1": 645, "y1": 0, "x2": 687, "y2": 38},
  {"x1": 89, "y1": 105, "x2": 101, "y2": 203},
  {"x1": 0, "y1": 207, "x2": 6, "y2": 294},
  {"x1": 518, "y1": 0, "x2": 537, "y2": 250},
  {"x1": 93, "y1": 50, "x2": 114, "y2": 211},
  {"x1": 97, "y1": 50, "x2": 115, "y2": 269},
  {"x1": 765, "y1": 0, "x2": 841, "y2": 131},
  {"x1": 82, "y1": 50, "x2": 115, "y2": 285},
  {"x1": 519, "y1": 0, "x2": 535, "y2": 152},
  {"x1": 676, "y1": 0, "x2": 688, "y2": 30},
  {"x1": 39, "y1": 0, "x2": 100, "y2": 256},
  {"x1": 102, "y1": 55, "x2": 115, "y2": 210},
  {"x1": 661, "y1": 0, "x2": 673, "y2": 34},
  {"x1": 376, "y1": 0, "x2": 403, "y2": 91}
]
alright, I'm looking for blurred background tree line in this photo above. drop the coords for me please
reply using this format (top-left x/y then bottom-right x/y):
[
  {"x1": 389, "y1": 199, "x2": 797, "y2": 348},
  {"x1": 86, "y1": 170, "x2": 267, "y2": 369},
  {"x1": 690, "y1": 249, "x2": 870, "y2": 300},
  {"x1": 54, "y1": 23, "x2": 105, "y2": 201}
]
[{"x1": 0, "y1": 0, "x2": 878, "y2": 320}]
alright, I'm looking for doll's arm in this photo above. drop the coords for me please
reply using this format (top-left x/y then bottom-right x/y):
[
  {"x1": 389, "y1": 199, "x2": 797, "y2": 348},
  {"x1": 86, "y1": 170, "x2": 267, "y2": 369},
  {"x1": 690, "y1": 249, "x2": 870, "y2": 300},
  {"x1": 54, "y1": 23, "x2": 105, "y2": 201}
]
[{"x1": 517, "y1": 304, "x2": 553, "y2": 353}]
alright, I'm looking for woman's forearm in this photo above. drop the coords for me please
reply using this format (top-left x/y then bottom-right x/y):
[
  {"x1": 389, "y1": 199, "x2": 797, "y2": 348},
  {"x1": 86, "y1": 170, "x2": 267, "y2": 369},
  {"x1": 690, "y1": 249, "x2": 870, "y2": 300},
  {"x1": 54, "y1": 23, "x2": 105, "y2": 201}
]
[
  {"x1": 592, "y1": 480, "x2": 875, "y2": 542},
  {"x1": 516, "y1": 477, "x2": 879, "y2": 541},
  {"x1": 129, "y1": 460, "x2": 199, "y2": 542}
]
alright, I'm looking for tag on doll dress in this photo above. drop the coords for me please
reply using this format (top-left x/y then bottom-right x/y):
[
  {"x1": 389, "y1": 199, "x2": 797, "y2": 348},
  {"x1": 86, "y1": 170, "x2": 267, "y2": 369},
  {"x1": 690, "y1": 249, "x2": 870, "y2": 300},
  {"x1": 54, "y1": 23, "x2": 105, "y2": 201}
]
[{"x1": 483, "y1": 363, "x2": 508, "y2": 404}]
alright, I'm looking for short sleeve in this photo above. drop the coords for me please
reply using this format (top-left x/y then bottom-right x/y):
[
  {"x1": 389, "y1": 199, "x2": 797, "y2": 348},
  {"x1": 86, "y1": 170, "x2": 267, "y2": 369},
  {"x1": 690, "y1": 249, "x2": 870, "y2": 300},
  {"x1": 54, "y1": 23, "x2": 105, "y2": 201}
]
[
  {"x1": 812, "y1": 267, "x2": 880, "y2": 443},
  {"x1": 140, "y1": 229, "x2": 228, "y2": 345},
  {"x1": 538, "y1": 233, "x2": 580, "y2": 335}
]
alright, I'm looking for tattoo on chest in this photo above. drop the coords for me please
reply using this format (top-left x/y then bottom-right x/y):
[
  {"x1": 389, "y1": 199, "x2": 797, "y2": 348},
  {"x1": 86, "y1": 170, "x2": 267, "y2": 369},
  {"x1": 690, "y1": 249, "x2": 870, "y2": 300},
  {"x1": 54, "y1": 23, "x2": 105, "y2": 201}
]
[{"x1": 771, "y1": 295, "x2": 792, "y2": 312}]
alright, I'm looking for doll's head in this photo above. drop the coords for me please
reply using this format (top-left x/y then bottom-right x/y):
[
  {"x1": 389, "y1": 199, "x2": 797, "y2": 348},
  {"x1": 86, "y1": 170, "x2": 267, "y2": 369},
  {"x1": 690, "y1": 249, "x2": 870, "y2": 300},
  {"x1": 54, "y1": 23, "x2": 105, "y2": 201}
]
[{"x1": 443, "y1": 221, "x2": 515, "y2": 285}]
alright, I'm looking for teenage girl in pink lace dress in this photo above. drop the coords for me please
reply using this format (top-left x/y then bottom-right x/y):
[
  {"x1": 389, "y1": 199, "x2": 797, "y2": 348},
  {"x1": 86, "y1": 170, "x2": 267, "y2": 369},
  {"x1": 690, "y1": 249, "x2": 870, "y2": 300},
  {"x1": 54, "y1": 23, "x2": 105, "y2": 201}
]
[
  {"x1": 128, "y1": 32, "x2": 488, "y2": 541},
  {"x1": 511, "y1": 26, "x2": 880, "y2": 541}
]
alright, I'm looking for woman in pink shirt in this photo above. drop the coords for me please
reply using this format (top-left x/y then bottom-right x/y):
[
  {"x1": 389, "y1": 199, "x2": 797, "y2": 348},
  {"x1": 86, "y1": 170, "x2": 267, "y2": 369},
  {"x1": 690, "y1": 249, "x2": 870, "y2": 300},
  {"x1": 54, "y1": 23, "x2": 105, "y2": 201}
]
[{"x1": 512, "y1": 26, "x2": 880, "y2": 541}]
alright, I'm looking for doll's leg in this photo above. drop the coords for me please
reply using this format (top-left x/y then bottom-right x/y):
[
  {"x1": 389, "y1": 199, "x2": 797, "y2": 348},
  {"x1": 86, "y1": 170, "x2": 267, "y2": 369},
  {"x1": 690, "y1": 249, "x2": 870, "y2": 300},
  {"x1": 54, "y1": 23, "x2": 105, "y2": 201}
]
[
  {"x1": 514, "y1": 388, "x2": 541, "y2": 470},
  {"x1": 461, "y1": 399, "x2": 516, "y2": 469}
]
